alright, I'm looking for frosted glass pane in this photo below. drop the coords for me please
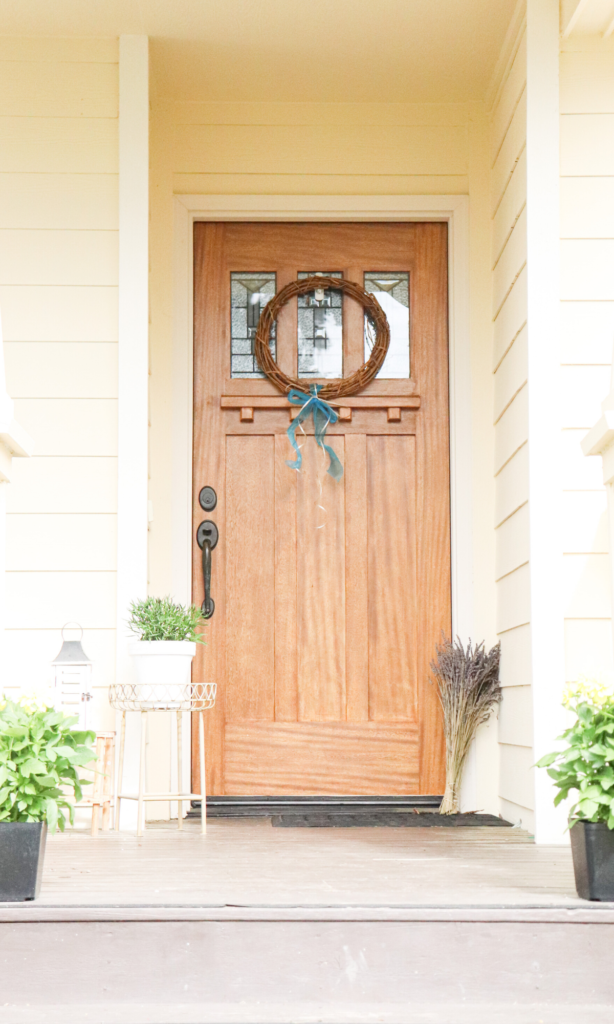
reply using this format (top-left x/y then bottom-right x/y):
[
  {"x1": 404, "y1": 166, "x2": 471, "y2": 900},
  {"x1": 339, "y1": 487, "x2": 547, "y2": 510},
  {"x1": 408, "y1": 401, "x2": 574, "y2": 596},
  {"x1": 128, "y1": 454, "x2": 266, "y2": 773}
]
[
  {"x1": 230, "y1": 272, "x2": 276, "y2": 378},
  {"x1": 297, "y1": 272, "x2": 343, "y2": 379},
  {"x1": 364, "y1": 272, "x2": 410, "y2": 379}
]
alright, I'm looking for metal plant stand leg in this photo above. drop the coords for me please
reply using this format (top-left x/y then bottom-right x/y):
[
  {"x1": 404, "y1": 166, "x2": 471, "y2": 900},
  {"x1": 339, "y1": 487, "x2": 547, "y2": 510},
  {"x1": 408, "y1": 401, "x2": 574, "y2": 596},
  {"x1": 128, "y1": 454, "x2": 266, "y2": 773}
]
[
  {"x1": 137, "y1": 710, "x2": 147, "y2": 838},
  {"x1": 108, "y1": 682, "x2": 215, "y2": 834},
  {"x1": 176, "y1": 709, "x2": 183, "y2": 830},
  {"x1": 199, "y1": 710, "x2": 206, "y2": 834},
  {"x1": 115, "y1": 710, "x2": 126, "y2": 831}
]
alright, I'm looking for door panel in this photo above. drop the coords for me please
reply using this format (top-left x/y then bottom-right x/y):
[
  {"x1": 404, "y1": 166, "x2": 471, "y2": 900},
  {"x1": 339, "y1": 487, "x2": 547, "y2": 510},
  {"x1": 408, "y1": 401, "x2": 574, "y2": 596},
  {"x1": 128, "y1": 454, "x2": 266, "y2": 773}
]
[{"x1": 192, "y1": 221, "x2": 450, "y2": 796}]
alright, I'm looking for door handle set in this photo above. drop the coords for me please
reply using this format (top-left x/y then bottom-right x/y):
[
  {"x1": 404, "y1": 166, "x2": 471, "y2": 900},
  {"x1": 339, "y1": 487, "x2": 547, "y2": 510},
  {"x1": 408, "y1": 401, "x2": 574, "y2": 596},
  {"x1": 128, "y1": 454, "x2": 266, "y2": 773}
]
[{"x1": 196, "y1": 487, "x2": 218, "y2": 619}]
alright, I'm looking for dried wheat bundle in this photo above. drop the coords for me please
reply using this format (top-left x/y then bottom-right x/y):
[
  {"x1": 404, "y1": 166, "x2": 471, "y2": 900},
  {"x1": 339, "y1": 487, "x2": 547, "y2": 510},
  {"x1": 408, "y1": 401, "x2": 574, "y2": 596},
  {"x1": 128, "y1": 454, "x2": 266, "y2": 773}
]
[{"x1": 431, "y1": 637, "x2": 501, "y2": 814}]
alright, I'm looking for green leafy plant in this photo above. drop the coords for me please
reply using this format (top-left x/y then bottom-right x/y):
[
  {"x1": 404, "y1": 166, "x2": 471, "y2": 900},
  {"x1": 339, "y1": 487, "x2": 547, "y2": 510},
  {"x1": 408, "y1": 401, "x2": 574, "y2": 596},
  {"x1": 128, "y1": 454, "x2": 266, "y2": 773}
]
[
  {"x1": 127, "y1": 596, "x2": 206, "y2": 644},
  {"x1": 0, "y1": 696, "x2": 96, "y2": 832},
  {"x1": 537, "y1": 678, "x2": 614, "y2": 830}
]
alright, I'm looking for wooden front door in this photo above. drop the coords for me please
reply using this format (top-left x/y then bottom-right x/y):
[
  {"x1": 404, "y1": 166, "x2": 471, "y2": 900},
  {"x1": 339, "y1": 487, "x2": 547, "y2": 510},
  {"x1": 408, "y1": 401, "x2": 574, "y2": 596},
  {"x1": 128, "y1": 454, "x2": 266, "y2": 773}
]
[{"x1": 192, "y1": 222, "x2": 450, "y2": 796}]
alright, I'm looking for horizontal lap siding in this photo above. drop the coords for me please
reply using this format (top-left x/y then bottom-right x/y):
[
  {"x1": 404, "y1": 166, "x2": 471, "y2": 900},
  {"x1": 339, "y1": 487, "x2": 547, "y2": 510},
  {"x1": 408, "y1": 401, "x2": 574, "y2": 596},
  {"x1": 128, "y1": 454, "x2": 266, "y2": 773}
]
[
  {"x1": 560, "y1": 43, "x2": 614, "y2": 688},
  {"x1": 1, "y1": 38, "x2": 118, "y2": 719},
  {"x1": 491, "y1": 26, "x2": 533, "y2": 828}
]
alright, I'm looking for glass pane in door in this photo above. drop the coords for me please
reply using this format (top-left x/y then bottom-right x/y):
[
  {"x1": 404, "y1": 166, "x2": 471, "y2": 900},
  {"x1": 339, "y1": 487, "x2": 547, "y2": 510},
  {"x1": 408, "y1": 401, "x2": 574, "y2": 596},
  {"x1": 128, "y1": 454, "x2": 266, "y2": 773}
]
[
  {"x1": 297, "y1": 272, "x2": 343, "y2": 379},
  {"x1": 230, "y1": 272, "x2": 276, "y2": 378},
  {"x1": 364, "y1": 272, "x2": 410, "y2": 378}
]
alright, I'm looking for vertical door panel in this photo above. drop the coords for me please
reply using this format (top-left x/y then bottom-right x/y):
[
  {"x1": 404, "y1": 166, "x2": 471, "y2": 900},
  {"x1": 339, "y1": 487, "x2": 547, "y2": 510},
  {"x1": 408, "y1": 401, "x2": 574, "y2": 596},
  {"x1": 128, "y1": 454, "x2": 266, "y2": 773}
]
[
  {"x1": 225, "y1": 435, "x2": 275, "y2": 720},
  {"x1": 297, "y1": 438, "x2": 346, "y2": 722},
  {"x1": 367, "y1": 435, "x2": 417, "y2": 722}
]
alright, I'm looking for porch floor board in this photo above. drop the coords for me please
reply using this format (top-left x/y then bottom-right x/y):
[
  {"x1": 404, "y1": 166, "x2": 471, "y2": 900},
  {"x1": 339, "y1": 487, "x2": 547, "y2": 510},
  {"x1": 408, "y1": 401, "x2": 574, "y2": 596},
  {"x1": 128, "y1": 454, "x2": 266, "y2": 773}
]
[{"x1": 17, "y1": 817, "x2": 587, "y2": 908}]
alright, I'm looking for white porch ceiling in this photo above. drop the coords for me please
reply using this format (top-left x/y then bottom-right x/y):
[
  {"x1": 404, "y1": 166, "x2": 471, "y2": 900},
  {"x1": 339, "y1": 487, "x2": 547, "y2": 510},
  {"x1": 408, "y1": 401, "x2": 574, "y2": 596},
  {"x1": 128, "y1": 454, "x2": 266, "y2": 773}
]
[
  {"x1": 561, "y1": 0, "x2": 614, "y2": 36},
  {"x1": 0, "y1": 0, "x2": 517, "y2": 102}
]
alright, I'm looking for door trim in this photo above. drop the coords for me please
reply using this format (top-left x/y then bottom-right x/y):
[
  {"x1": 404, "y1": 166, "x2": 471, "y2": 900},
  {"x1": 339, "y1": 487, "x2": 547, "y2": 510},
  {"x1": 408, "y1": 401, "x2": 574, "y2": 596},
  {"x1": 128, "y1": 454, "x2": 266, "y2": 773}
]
[{"x1": 171, "y1": 193, "x2": 473, "y2": 642}]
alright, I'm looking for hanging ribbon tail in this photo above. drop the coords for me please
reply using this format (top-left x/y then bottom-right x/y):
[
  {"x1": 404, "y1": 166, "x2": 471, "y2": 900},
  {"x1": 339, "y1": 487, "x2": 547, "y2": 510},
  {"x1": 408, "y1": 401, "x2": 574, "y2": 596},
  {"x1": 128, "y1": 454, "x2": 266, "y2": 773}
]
[{"x1": 285, "y1": 386, "x2": 343, "y2": 480}]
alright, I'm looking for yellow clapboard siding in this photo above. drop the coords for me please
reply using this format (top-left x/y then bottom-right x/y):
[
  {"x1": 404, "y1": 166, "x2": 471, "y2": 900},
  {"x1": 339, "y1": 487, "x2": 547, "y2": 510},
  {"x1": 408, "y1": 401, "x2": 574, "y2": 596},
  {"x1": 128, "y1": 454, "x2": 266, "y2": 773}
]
[
  {"x1": 490, "y1": 30, "x2": 526, "y2": 164},
  {"x1": 493, "y1": 206, "x2": 527, "y2": 316},
  {"x1": 173, "y1": 124, "x2": 468, "y2": 176},
  {"x1": 0, "y1": 38, "x2": 118, "y2": 63},
  {"x1": 560, "y1": 177, "x2": 614, "y2": 239},
  {"x1": 494, "y1": 325, "x2": 528, "y2": 423},
  {"x1": 173, "y1": 172, "x2": 470, "y2": 196},
  {"x1": 494, "y1": 385, "x2": 528, "y2": 474},
  {"x1": 499, "y1": 623, "x2": 531, "y2": 686},
  {"x1": 4, "y1": 342, "x2": 118, "y2": 398},
  {"x1": 561, "y1": 429, "x2": 604, "y2": 490},
  {"x1": 561, "y1": 114, "x2": 614, "y2": 176},
  {"x1": 560, "y1": 364, "x2": 610, "y2": 429},
  {"x1": 495, "y1": 447, "x2": 528, "y2": 527},
  {"x1": 491, "y1": 101, "x2": 526, "y2": 215},
  {"x1": 0, "y1": 117, "x2": 117, "y2": 173},
  {"x1": 0, "y1": 229, "x2": 117, "y2": 285},
  {"x1": 499, "y1": 743, "x2": 534, "y2": 810},
  {"x1": 493, "y1": 266, "x2": 527, "y2": 369},
  {"x1": 0, "y1": 285, "x2": 118, "y2": 341},
  {"x1": 561, "y1": 51, "x2": 614, "y2": 114},
  {"x1": 5, "y1": 571, "x2": 116, "y2": 630},
  {"x1": 6, "y1": 457, "x2": 117, "y2": 514},
  {"x1": 496, "y1": 503, "x2": 529, "y2": 581},
  {"x1": 170, "y1": 100, "x2": 471, "y2": 127},
  {"x1": 560, "y1": 301, "x2": 614, "y2": 364},
  {"x1": 492, "y1": 150, "x2": 526, "y2": 265},
  {"x1": 13, "y1": 398, "x2": 118, "y2": 456},
  {"x1": 565, "y1": 620, "x2": 614, "y2": 680},
  {"x1": 0, "y1": 173, "x2": 118, "y2": 229},
  {"x1": 497, "y1": 563, "x2": 531, "y2": 633},
  {"x1": 6, "y1": 514, "x2": 117, "y2": 571},
  {"x1": 564, "y1": 238, "x2": 614, "y2": 303},
  {"x1": 563, "y1": 553, "x2": 612, "y2": 618},
  {"x1": 561, "y1": 491, "x2": 608, "y2": 554},
  {"x1": 0, "y1": 61, "x2": 118, "y2": 118},
  {"x1": 499, "y1": 685, "x2": 533, "y2": 747}
]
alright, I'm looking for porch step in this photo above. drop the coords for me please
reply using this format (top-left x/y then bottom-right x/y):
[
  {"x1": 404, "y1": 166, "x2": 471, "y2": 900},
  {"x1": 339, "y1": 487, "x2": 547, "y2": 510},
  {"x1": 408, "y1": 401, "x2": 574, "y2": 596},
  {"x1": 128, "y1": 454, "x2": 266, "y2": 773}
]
[
  {"x1": 190, "y1": 795, "x2": 443, "y2": 818},
  {"x1": 0, "y1": 905, "x2": 613, "y2": 1022}
]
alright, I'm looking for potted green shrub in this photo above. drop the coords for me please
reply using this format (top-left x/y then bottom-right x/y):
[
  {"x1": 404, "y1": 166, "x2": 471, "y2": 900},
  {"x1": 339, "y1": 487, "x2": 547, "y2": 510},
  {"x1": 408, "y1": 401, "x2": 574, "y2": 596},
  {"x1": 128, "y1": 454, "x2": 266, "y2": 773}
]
[
  {"x1": 0, "y1": 695, "x2": 96, "y2": 901},
  {"x1": 537, "y1": 678, "x2": 614, "y2": 900},
  {"x1": 127, "y1": 596, "x2": 206, "y2": 686}
]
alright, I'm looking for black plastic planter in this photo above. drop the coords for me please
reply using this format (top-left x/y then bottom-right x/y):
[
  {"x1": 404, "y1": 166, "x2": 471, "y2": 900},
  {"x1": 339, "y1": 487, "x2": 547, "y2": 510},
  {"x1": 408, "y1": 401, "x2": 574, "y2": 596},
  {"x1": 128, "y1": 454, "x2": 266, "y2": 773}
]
[
  {"x1": 570, "y1": 820, "x2": 614, "y2": 901},
  {"x1": 0, "y1": 822, "x2": 47, "y2": 901}
]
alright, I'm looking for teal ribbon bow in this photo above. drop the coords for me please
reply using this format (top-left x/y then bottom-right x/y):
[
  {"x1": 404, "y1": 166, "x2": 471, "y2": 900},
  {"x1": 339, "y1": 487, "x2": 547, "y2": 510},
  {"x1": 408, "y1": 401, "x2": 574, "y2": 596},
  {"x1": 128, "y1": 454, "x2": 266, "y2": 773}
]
[{"x1": 286, "y1": 385, "x2": 343, "y2": 481}]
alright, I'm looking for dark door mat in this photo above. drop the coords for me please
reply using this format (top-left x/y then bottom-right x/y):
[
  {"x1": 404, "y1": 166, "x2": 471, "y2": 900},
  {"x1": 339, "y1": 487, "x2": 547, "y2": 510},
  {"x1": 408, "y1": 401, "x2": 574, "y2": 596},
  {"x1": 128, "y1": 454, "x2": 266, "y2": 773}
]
[
  {"x1": 271, "y1": 812, "x2": 512, "y2": 827},
  {"x1": 189, "y1": 795, "x2": 443, "y2": 818}
]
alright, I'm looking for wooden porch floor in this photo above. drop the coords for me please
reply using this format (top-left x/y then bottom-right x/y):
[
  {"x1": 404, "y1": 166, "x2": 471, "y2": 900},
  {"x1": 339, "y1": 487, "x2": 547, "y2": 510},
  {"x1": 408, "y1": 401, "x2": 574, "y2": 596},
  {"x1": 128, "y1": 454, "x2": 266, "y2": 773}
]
[{"x1": 30, "y1": 817, "x2": 585, "y2": 908}]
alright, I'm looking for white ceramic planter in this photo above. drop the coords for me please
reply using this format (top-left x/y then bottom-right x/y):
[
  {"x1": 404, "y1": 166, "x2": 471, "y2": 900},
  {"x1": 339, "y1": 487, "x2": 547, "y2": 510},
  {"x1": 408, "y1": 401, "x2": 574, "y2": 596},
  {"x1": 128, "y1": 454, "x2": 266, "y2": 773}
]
[{"x1": 128, "y1": 641, "x2": 196, "y2": 687}]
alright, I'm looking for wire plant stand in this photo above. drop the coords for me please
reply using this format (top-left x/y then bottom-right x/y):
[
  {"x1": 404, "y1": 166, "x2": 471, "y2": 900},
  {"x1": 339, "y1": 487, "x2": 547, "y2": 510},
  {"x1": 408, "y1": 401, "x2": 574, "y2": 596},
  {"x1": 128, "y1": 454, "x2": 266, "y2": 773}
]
[{"x1": 109, "y1": 682, "x2": 216, "y2": 836}]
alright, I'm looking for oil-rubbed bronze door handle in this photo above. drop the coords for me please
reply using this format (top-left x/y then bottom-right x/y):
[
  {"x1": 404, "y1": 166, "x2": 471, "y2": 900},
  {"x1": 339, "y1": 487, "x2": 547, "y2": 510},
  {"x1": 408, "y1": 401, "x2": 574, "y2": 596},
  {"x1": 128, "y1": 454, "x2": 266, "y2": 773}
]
[{"x1": 196, "y1": 520, "x2": 219, "y2": 619}]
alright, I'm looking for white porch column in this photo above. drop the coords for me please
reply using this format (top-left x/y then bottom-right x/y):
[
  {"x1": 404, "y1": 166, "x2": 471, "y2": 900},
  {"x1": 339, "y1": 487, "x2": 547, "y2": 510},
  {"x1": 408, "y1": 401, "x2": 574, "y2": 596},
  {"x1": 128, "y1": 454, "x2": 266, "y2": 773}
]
[
  {"x1": 526, "y1": 0, "x2": 567, "y2": 843},
  {"x1": 582, "y1": 365, "x2": 614, "y2": 665},
  {"x1": 116, "y1": 36, "x2": 149, "y2": 828},
  {"x1": 0, "y1": 310, "x2": 33, "y2": 662}
]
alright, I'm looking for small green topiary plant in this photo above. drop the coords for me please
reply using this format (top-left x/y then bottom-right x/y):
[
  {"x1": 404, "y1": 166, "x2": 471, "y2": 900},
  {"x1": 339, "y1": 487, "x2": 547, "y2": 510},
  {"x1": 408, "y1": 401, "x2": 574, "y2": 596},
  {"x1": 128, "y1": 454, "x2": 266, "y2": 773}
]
[
  {"x1": 127, "y1": 596, "x2": 207, "y2": 644},
  {"x1": 537, "y1": 677, "x2": 614, "y2": 830},
  {"x1": 0, "y1": 696, "x2": 96, "y2": 832}
]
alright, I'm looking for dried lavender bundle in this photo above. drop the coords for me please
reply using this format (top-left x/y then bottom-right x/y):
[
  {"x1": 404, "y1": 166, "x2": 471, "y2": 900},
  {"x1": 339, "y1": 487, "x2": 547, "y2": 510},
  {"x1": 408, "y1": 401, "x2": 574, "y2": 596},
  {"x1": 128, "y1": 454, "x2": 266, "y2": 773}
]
[{"x1": 431, "y1": 637, "x2": 501, "y2": 814}]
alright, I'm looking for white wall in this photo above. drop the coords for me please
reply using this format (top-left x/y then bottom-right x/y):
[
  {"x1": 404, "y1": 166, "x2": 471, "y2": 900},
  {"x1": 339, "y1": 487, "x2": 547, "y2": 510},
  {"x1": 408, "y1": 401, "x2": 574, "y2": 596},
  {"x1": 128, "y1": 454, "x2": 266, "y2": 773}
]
[
  {"x1": 560, "y1": 36, "x2": 614, "y2": 684},
  {"x1": 0, "y1": 38, "x2": 118, "y2": 728}
]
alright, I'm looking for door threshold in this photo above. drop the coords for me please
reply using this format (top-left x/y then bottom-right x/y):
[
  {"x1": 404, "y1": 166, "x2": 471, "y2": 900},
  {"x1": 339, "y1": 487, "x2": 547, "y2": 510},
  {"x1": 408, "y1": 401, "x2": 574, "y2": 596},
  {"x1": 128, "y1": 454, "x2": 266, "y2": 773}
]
[{"x1": 188, "y1": 795, "x2": 443, "y2": 818}]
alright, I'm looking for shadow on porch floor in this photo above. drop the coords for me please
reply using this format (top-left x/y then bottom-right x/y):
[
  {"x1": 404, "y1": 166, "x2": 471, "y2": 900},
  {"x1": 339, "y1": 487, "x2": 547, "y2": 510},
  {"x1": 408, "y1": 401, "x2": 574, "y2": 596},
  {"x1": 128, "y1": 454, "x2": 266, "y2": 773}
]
[{"x1": 31, "y1": 816, "x2": 583, "y2": 907}]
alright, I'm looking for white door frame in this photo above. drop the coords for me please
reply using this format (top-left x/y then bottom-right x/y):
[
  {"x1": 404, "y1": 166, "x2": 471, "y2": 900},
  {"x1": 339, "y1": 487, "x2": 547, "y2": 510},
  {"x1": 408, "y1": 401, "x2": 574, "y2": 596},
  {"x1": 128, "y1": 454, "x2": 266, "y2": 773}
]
[{"x1": 171, "y1": 194, "x2": 473, "y2": 641}]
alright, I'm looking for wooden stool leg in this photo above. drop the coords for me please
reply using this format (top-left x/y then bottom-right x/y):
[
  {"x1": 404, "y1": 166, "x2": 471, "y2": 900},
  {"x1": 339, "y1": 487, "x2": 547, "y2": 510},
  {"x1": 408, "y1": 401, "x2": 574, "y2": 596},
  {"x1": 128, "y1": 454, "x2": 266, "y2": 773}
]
[
  {"x1": 137, "y1": 710, "x2": 147, "y2": 837},
  {"x1": 199, "y1": 710, "x2": 206, "y2": 835},
  {"x1": 115, "y1": 711, "x2": 126, "y2": 831},
  {"x1": 177, "y1": 709, "x2": 183, "y2": 830},
  {"x1": 102, "y1": 735, "x2": 113, "y2": 831}
]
